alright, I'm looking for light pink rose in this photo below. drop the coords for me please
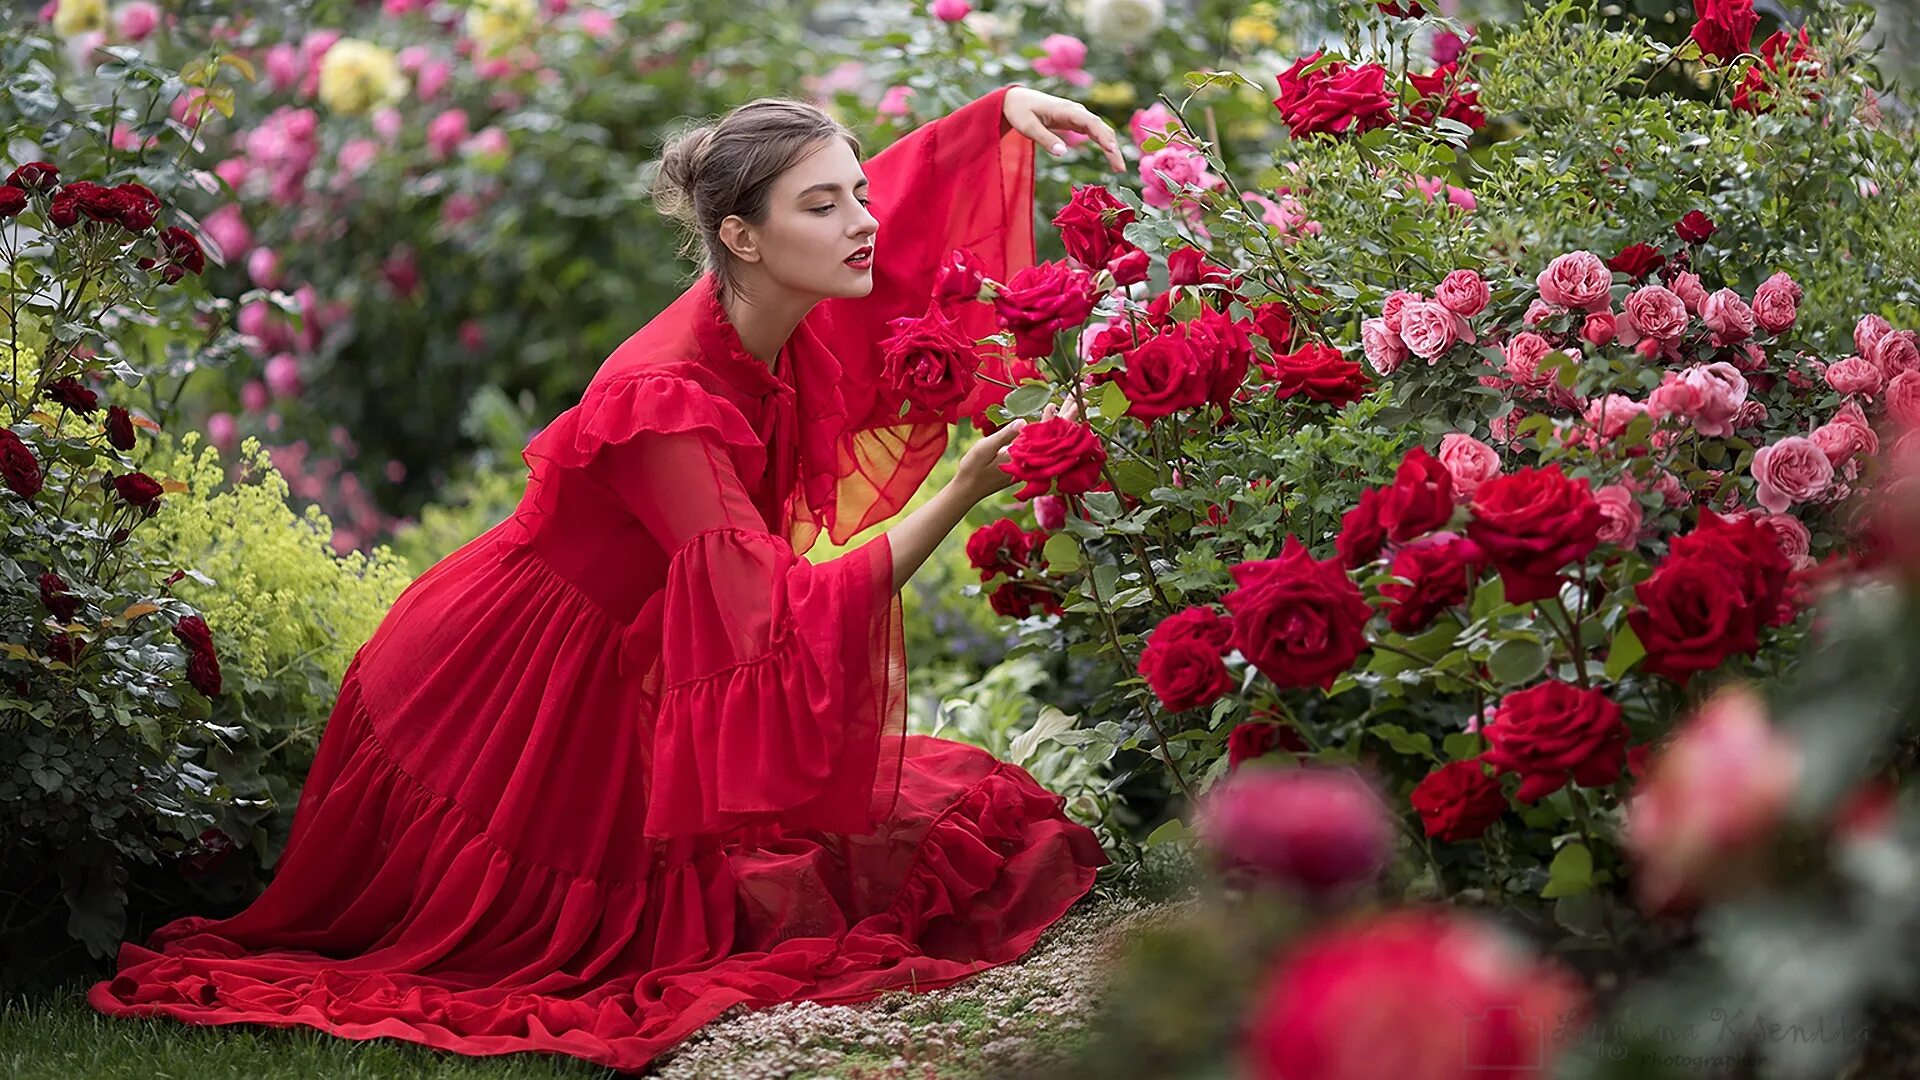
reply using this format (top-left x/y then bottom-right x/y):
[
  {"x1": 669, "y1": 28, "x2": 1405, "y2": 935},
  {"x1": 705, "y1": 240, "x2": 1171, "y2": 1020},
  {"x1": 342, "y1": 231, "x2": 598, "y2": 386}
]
[
  {"x1": 1856, "y1": 314, "x2": 1894, "y2": 359},
  {"x1": 1871, "y1": 331, "x2": 1920, "y2": 381},
  {"x1": 1583, "y1": 393, "x2": 1648, "y2": 440},
  {"x1": 265, "y1": 43, "x2": 301, "y2": 92},
  {"x1": 1524, "y1": 299, "x2": 1558, "y2": 327},
  {"x1": 1593, "y1": 484, "x2": 1643, "y2": 546},
  {"x1": 1536, "y1": 251, "x2": 1612, "y2": 312},
  {"x1": 1825, "y1": 355, "x2": 1884, "y2": 397},
  {"x1": 336, "y1": 137, "x2": 380, "y2": 177},
  {"x1": 117, "y1": 1, "x2": 161, "y2": 41},
  {"x1": 1129, "y1": 103, "x2": 1180, "y2": 146},
  {"x1": 1887, "y1": 370, "x2": 1920, "y2": 428},
  {"x1": 1702, "y1": 289, "x2": 1755, "y2": 345},
  {"x1": 1670, "y1": 271, "x2": 1709, "y2": 314},
  {"x1": 201, "y1": 204, "x2": 251, "y2": 262},
  {"x1": 1751, "y1": 436, "x2": 1834, "y2": 514},
  {"x1": 239, "y1": 380, "x2": 270, "y2": 413},
  {"x1": 1812, "y1": 418, "x2": 1877, "y2": 467},
  {"x1": 426, "y1": 108, "x2": 470, "y2": 160},
  {"x1": 1752, "y1": 273, "x2": 1800, "y2": 335},
  {"x1": 463, "y1": 126, "x2": 511, "y2": 161},
  {"x1": 1381, "y1": 291, "x2": 1421, "y2": 334},
  {"x1": 1361, "y1": 317, "x2": 1409, "y2": 375},
  {"x1": 1436, "y1": 433, "x2": 1500, "y2": 502},
  {"x1": 1139, "y1": 145, "x2": 1222, "y2": 211},
  {"x1": 1625, "y1": 285, "x2": 1689, "y2": 342},
  {"x1": 1757, "y1": 513, "x2": 1813, "y2": 570},
  {"x1": 578, "y1": 9, "x2": 616, "y2": 36},
  {"x1": 246, "y1": 247, "x2": 282, "y2": 289},
  {"x1": 416, "y1": 58, "x2": 452, "y2": 101},
  {"x1": 1434, "y1": 269, "x2": 1489, "y2": 318},
  {"x1": 1032, "y1": 34, "x2": 1094, "y2": 86},
  {"x1": 205, "y1": 411, "x2": 238, "y2": 451},
  {"x1": 1650, "y1": 362, "x2": 1747, "y2": 438},
  {"x1": 264, "y1": 353, "x2": 303, "y2": 399},
  {"x1": 1732, "y1": 400, "x2": 1769, "y2": 430},
  {"x1": 1398, "y1": 300, "x2": 1460, "y2": 360}
]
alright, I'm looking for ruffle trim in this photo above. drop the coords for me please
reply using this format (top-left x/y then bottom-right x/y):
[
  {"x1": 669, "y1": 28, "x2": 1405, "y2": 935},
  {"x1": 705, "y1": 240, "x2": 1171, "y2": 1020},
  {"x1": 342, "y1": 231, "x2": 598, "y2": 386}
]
[{"x1": 86, "y1": 679, "x2": 1103, "y2": 1072}]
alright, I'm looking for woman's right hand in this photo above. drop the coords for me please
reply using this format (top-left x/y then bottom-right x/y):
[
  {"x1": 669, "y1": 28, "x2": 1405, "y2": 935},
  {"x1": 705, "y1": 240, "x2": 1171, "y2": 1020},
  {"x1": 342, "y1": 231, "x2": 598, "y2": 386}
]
[{"x1": 949, "y1": 396, "x2": 1082, "y2": 507}]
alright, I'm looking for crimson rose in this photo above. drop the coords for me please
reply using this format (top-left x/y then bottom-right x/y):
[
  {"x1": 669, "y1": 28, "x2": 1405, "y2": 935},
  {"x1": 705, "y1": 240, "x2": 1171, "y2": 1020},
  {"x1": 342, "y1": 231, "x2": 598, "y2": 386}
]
[
  {"x1": 1466, "y1": 466, "x2": 1605, "y2": 603},
  {"x1": 879, "y1": 306, "x2": 983, "y2": 421},
  {"x1": 1606, "y1": 243, "x2": 1666, "y2": 281},
  {"x1": 39, "y1": 573, "x2": 80, "y2": 622},
  {"x1": 112, "y1": 471, "x2": 165, "y2": 510},
  {"x1": 47, "y1": 376, "x2": 99, "y2": 414},
  {"x1": 1410, "y1": 759, "x2": 1509, "y2": 841},
  {"x1": 1481, "y1": 681, "x2": 1629, "y2": 803},
  {"x1": 157, "y1": 226, "x2": 207, "y2": 282},
  {"x1": 0, "y1": 187, "x2": 23, "y2": 220},
  {"x1": 1227, "y1": 720, "x2": 1310, "y2": 772},
  {"x1": 992, "y1": 260, "x2": 1099, "y2": 359},
  {"x1": 1379, "y1": 534, "x2": 1478, "y2": 634},
  {"x1": 965, "y1": 518, "x2": 1043, "y2": 580},
  {"x1": 1222, "y1": 536, "x2": 1372, "y2": 690},
  {"x1": 1669, "y1": 510, "x2": 1793, "y2": 625},
  {"x1": 1628, "y1": 555, "x2": 1760, "y2": 682},
  {"x1": 1335, "y1": 487, "x2": 1388, "y2": 569},
  {"x1": 1675, "y1": 210, "x2": 1717, "y2": 244},
  {"x1": 106, "y1": 406, "x2": 136, "y2": 451},
  {"x1": 1378, "y1": 445, "x2": 1454, "y2": 542},
  {"x1": 934, "y1": 247, "x2": 987, "y2": 308},
  {"x1": 1051, "y1": 184, "x2": 1139, "y2": 276},
  {"x1": 1139, "y1": 610, "x2": 1233, "y2": 712},
  {"x1": 1113, "y1": 327, "x2": 1206, "y2": 421},
  {"x1": 1690, "y1": 0, "x2": 1759, "y2": 62},
  {"x1": 1272, "y1": 53, "x2": 1397, "y2": 138},
  {"x1": 1001, "y1": 417, "x2": 1106, "y2": 500},
  {"x1": 0, "y1": 429, "x2": 43, "y2": 498},
  {"x1": 5, "y1": 161, "x2": 59, "y2": 192},
  {"x1": 1262, "y1": 343, "x2": 1371, "y2": 407}
]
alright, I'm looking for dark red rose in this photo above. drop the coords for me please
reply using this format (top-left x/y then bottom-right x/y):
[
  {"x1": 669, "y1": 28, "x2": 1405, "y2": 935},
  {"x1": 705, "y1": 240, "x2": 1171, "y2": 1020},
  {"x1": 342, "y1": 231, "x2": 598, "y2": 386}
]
[
  {"x1": 1606, "y1": 243, "x2": 1666, "y2": 281},
  {"x1": 1407, "y1": 64, "x2": 1485, "y2": 130},
  {"x1": 45, "y1": 633, "x2": 86, "y2": 667},
  {"x1": 112, "y1": 470, "x2": 165, "y2": 510},
  {"x1": 1379, "y1": 534, "x2": 1478, "y2": 634},
  {"x1": 1154, "y1": 605, "x2": 1235, "y2": 651},
  {"x1": 178, "y1": 828, "x2": 236, "y2": 879},
  {"x1": 1052, "y1": 184, "x2": 1139, "y2": 275},
  {"x1": 157, "y1": 226, "x2": 206, "y2": 282},
  {"x1": 879, "y1": 306, "x2": 984, "y2": 422},
  {"x1": 1272, "y1": 53, "x2": 1397, "y2": 138},
  {"x1": 38, "y1": 572, "x2": 80, "y2": 622},
  {"x1": 47, "y1": 181, "x2": 119, "y2": 229},
  {"x1": 186, "y1": 649, "x2": 223, "y2": 696},
  {"x1": 173, "y1": 615, "x2": 215, "y2": 655},
  {"x1": 0, "y1": 428, "x2": 43, "y2": 498},
  {"x1": 1410, "y1": 759, "x2": 1509, "y2": 841},
  {"x1": 1167, "y1": 246, "x2": 1235, "y2": 289},
  {"x1": 1263, "y1": 342, "x2": 1371, "y2": 407},
  {"x1": 934, "y1": 246, "x2": 988, "y2": 308},
  {"x1": 5, "y1": 161, "x2": 59, "y2": 192},
  {"x1": 1106, "y1": 247, "x2": 1151, "y2": 287},
  {"x1": 1481, "y1": 681, "x2": 1628, "y2": 803},
  {"x1": 1627, "y1": 555, "x2": 1759, "y2": 683},
  {"x1": 1378, "y1": 1, "x2": 1426, "y2": 16},
  {"x1": 1378, "y1": 445, "x2": 1455, "y2": 543},
  {"x1": 1336, "y1": 486, "x2": 1389, "y2": 569},
  {"x1": 1466, "y1": 466, "x2": 1605, "y2": 604},
  {"x1": 110, "y1": 182, "x2": 161, "y2": 231},
  {"x1": 1222, "y1": 536, "x2": 1372, "y2": 690},
  {"x1": 989, "y1": 581, "x2": 1063, "y2": 618},
  {"x1": 1674, "y1": 210, "x2": 1717, "y2": 244},
  {"x1": 1114, "y1": 326, "x2": 1207, "y2": 422},
  {"x1": 1732, "y1": 28, "x2": 1818, "y2": 114},
  {"x1": 0, "y1": 186, "x2": 24, "y2": 219},
  {"x1": 1227, "y1": 720, "x2": 1310, "y2": 772},
  {"x1": 1668, "y1": 510, "x2": 1792, "y2": 625},
  {"x1": 965, "y1": 518, "x2": 1044, "y2": 580},
  {"x1": 1191, "y1": 306, "x2": 1255, "y2": 414},
  {"x1": 1001, "y1": 417, "x2": 1106, "y2": 500},
  {"x1": 1139, "y1": 633, "x2": 1233, "y2": 712},
  {"x1": 1249, "y1": 302, "x2": 1294, "y2": 351},
  {"x1": 105, "y1": 405, "x2": 136, "y2": 450},
  {"x1": 992, "y1": 260, "x2": 1099, "y2": 359},
  {"x1": 1690, "y1": 0, "x2": 1759, "y2": 62},
  {"x1": 46, "y1": 376, "x2": 100, "y2": 414}
]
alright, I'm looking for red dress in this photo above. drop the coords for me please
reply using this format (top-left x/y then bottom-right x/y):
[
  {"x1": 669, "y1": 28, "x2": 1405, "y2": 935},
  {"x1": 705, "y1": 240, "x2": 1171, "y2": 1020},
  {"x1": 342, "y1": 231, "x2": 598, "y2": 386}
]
[{"x1": 88, "y1": 85, "x2": 1106, "y2": 1072}]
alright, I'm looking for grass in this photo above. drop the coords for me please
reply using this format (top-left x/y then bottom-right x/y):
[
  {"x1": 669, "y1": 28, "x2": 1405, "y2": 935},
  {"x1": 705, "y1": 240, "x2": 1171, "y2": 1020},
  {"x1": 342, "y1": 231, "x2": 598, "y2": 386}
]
[{"x1": 0, "y1": 885, "x2": 1181, "y2": 1080}]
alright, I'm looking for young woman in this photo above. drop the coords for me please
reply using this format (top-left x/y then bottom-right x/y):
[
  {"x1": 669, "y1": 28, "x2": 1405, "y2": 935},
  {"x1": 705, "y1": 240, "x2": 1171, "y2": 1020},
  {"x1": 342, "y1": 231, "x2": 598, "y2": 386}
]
[{"x1": 90, "y1": 85, "x2": 1125, "y2": 1071}]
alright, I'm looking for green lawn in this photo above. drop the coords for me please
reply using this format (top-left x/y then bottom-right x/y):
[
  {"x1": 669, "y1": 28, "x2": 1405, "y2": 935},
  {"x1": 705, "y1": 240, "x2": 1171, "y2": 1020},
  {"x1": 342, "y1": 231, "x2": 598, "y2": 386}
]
[{"x1": 1, "y1": 888, "x2": 1174, "y2": 1080}]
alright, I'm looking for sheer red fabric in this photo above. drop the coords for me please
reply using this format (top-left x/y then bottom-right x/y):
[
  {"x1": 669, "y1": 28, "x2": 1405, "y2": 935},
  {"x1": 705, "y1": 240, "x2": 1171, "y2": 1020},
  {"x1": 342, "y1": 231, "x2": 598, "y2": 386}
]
[{"x1": 86, "y1": 85, "x2": 1104, "y2": 1072}]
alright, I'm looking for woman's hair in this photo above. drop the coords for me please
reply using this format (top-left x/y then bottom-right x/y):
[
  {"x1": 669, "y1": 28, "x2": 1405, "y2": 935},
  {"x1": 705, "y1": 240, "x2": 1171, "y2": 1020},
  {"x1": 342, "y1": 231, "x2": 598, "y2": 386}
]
[{"x1": 651, "y1": 97, "x2": 862, "y2": 302}]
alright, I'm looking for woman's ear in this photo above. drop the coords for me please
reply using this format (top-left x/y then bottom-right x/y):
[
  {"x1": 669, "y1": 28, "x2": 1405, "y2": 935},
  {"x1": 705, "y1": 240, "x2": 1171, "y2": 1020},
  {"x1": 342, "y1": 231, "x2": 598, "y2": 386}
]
[{"x1": 717, "y1": 215, "x2": 762, "y2": 265}]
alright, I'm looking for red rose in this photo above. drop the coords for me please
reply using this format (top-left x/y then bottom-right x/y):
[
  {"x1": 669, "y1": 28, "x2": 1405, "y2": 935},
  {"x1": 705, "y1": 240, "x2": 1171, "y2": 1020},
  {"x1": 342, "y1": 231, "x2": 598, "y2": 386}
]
[
  {"x1": 1199, "y1": 768, "x2": 1393, "y2": 893},
  {"x1": 879, "y1": 306, "x2": 983, "y2": 422},
  {"x1": 1191, "y1": 307, "x2": 1255, "y2": 414},
  {"x1": 1249, "y1": 301, "x2": 1294, "y2": 351},
  {"x1": 1627, "y1": 555, "x2": 1761, "y2": 683},
  {"x1": 1166, "y1": 246, "x2": 1235, "y2": 289},
  {"x1": 1377, "y1": 1, "x2": 1425, "y2": 16},
  {"x1": 105, "y1": 405, "x2": 137, "y2": 451},
  {"x1": 1674, "y1": 210, "x2": 1717, "y2": 244},
  {"x1": 39, "y1": 572, "x2": 81, "y2": 622},
  {"x1": 1606, "y1": 242, "x2": 1666, "y2": 281},
  {"x1": 1051, "y1": 184, "x2": 1139, "y2": 276},
  {"x1": 934, "y1": 246, "x2": 987, "y2": 308},
  {"x1": 0, "y1": 187, "x2": 24, "y2": 220},
  {"x1": 112, "y1": 471, "x2": 166, "y2": 510},
  {"x1": 965, "y1": 518, "x2": 1043, "y2": 580},
  {"x1": 0, "y1": 429, "x2": 43, "y2": 499},
  {"x1": 1272, "y1": 53, "x2": 1397, "y2": 138},
  {"x1": 110, "y1": 183, "x2": 161, "y2": 231},
  {"x1": 992, "y1": 261, "x2": 1099, "y2": 359},
  {"x1": 1335, "y1": 486, "x2": 1388, "y2": 569},
  {"x1": 47, "y1": 376, "x2": 99, "y2": 415},
  {"x1": 1690, "y1": 0, "x2": 1758, "y2": 62},
  {"x1": 1668, "y1": 510, "x2": 1793, "y2": 625},
  {"x1": 1407, "y1": 64, "x2": 1486, "y2": 130},
  {"x1": 1481, "y1": 681, "x2": 1628, "y2": 803},
  {"x1": 45, "y1": 633, "x2": 86, "y2": 667},
  {"x1": 157, "y1": 226, "x2": 206, "y2": 282},
  {"x1": 1410, "y1": 759, "x2": 1509, "y2": 841},
  {"x1": 1227, "y1": 720, "x2": 1310, "y2": 772},
  {"x1": 1106, "y1": 247, "x2": 1150, "y2": 287},
  {"x1": 173, "y1": 615, "x2": 215, "y2": 655},
  {"x1": 1113, "y1": 326, "x2": 1206, "y2": 422},
  {"x1": 1263, "y1": 342, "x2": 1371, "y2": 407},
  {"x1": 1379, "y1": 533, "x2": 1478, "y2": 634},
  {"x1": 1378, "y1": 445, "x2": 1454, "y2": 542},
  {"x1": 47, "y1": 181, "x2": 119, "y2": 229},
  {"x1": 1732, "y1": 29, "x2": 1818, "y2": 114},
  {"x1": 5, "y1": 161, "x2": 59, "y2": 192},
  {"x1": 1155, "y1": 604, "x2": 1235, "y2": 651},
  {"x1": 178, "y1": 828, "x2": 236, "y2": 879},
  {"x1": 1222, "y1": 536, "x2": 1372, "y2": 690},
  {"x1": 186, "y1": 649, "x2": 223, "y2": 697},
  {"x1": 1466, "y1": 466, "x2": 1605, "y2": 604},
  {"x1": 1001, "y1": 417, "x2": 1106, "y2": 500},
  {"x1": 1138, "y1": 631, "x2": 1232, "y2": 712}
]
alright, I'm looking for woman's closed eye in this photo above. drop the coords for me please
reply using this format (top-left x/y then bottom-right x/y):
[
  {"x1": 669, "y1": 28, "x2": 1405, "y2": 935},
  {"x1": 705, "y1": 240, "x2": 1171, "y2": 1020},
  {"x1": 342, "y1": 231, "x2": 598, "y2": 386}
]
[{"x1": 810, "y1": 197, "x2": 871, "y2": 215}]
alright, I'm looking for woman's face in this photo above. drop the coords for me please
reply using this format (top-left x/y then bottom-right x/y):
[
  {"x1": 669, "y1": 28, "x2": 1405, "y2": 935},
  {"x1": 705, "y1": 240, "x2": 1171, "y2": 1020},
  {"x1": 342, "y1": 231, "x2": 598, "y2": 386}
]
[{"x1": 726, "y1": 138, "x2": 879, "y2": 301}]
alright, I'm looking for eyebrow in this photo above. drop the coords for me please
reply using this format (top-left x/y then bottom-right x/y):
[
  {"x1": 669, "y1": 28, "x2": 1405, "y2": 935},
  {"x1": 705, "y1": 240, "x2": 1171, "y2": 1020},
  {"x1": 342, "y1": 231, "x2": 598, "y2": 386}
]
[{"x1": 796, "y1": 178, "x2": 870, "y2": 199}]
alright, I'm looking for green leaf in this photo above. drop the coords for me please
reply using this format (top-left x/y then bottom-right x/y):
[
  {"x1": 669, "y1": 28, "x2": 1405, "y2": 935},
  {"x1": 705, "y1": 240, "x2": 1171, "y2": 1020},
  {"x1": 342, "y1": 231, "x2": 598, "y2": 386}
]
[
  {"x1": 1441, "y1": 732, "x2": 1483, "y2": 761},
  {"x1": 1604, "y1": 622, "x2": 1646, "y2": 681},
  {"x1": 1145, "y1": 817, "x2": 1190, "y2": 846},
  {"x1": 1111, "y1": 460, "x2": 1158, "y2": 497},
  {"x1": 1098, "y1": 380, "x2": 1130, "y2": 421},
  {"x1": 1488, "y1": 638, "x2": 1549, "y2": 686},
  {"x1": 1369, "y1": 723, "x2": 1435, "y2": 759},
  {"x1": 1541, "y1": 842, "x2": 1593, "y2": 898},
  {"x1": 1042, "y1": 532, "x2": 1083, "y2": 573},
  {"x1": 1002, "y1": 382, "x2": 1051, "y2": 417}
]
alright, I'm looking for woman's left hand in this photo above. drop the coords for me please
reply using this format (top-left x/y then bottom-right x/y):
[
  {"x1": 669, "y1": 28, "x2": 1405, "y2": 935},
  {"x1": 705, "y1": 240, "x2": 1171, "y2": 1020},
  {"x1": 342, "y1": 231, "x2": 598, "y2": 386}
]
[{"x1": 1002, "y1": 86, "x2": 1127, "y2": 173}]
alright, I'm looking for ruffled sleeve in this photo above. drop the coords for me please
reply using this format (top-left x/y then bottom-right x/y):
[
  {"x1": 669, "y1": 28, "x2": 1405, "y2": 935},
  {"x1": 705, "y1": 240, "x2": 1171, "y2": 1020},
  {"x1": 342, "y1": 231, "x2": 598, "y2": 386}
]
[
  {"x1": 602, "y1": 427, "x2": 907, "y2": 839},
  {"x1": 785, "y1": 84, "x2": 1038, "y2": 553}
]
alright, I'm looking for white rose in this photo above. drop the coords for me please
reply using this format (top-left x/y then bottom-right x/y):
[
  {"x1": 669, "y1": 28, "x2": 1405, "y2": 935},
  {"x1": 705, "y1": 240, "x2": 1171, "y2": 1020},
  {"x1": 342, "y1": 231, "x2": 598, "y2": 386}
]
[{"x1": 1084, "y1": 0, "x2": 1165, "y2": 47}]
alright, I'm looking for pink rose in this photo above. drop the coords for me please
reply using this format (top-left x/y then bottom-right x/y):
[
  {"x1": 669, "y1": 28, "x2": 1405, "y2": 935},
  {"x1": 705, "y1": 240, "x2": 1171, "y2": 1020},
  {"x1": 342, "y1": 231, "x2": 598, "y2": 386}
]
[
  {"x1": 1435, "y1": 269, "x2": 1489, "y2": 317},
  {"x1": 1381, "y1": 290, "x2": 1420, "y2": 334},
  {"x1": 1670, "y1": 271, "x2": 1709, "y2": 314},
  {"x1": 264, "y1": 353, "x2": 303, "y2": 399},
  {"x1": 1583, "y1": 393, "x2": 1648, "y2": 440},
  {"x1": 930, "y1": 0, "x2": 971, "y2": 20},
  {"x1": 1871, "y1": 330, "x2": 1920, "y2": 381},
  {"x1": 1887, "y1": 371, "x2": 1920, "y2": 428},
  {"x1": 1757, "y1": 513, "x2": 1812, "y2": 569},
  {"x1": 1812, "y1": 417, "x2": 1877, "y2": 467},
  {"x1": 426, "y1": 108, "x2": 470, "y2": 160},
  {"x1": 1702, "y1": 288, "x2": 1755, "y2": 345},
  {"x1": 1732, "y1": 399, "x2": 1769, "y2": 430},
  {"x1": 1625, "y1": 285, "x2": 1689, "y2": 342},
  {"x1": 1650, "y1": 362, "x2": 1747, "y2": 438},
  {"x1": 118, "y1": 0, "x2": 161, "y2": 40},
  {"x1": 1856, "y1": 314, "x2": 1894, "y2": 359},
  {"x1": 1536, "y1": 251, "x2": 1612, "y2": 312},
  {"x1": 1032, "y1": 34, "x2": 1093, "y2": 87},
  {"x1": 1751, "y1": 436, "x2": 1834, "y2": 514},
  {"x1": 1581, "y1": 311, "x2": 1618, "y2": 347},
  {"x1": 1593, "y1": 483, "x2": 1643, "y2": 546},
  {"x1": 1129, "y1": 103, "x2": 1180, "y2": 147},
  {"x1": 1361, "y1": 317, "x2": 1408, "y2": 376},
  {"x1": 1752, "y1": 272, "x2": 1800, "y2": 335},
  {"x1": 1437, "y1": 433, "x2": 1500, "y2": 502},
  {"x1": 1501, "y1": 331, "x2": 1553, "y2": 382},
  {"x1": 201, "y1": 203, "x2": 251, "y2": 262},
  {"x1": 1139, "y1": 144, "x2": 1223, "y2": 211},
  {"x1": 1398, "y1": 300, "x2": 1460, "y2": 360},
  {"x1": 246, "y1": 247, "x2": 282, "y2": 289},
  {"x1": 1825, "y1": 355, "x2": 1884, "y2": 397},
  {"x1": 1524, "y1": 298, "x2": 1557, "y2": 326}
]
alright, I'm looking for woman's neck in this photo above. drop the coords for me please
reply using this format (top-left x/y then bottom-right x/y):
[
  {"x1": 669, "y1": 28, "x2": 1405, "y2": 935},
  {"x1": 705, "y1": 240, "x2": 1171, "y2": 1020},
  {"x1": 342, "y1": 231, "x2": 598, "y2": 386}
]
[{"x1": 720, "y1": 279, "x2": 818, "y2": 367}]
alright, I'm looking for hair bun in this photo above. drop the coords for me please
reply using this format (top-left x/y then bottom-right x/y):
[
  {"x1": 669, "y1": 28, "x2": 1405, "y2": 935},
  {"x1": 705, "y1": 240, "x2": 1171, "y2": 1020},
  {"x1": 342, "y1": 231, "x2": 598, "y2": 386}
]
[{"x1": 652, "y1": 124, "x2": 716, "y2": 222}]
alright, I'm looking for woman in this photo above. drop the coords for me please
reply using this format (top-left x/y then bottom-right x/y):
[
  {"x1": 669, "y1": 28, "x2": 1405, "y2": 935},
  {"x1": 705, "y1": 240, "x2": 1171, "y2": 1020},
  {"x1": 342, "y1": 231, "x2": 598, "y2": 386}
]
[{"x1": 89, "y1": 84, "x2": 1124, "y2": 1071}]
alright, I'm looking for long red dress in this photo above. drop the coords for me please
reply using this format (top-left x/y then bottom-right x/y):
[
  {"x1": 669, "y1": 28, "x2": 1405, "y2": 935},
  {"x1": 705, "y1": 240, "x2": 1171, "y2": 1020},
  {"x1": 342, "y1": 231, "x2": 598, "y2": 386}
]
[{"x1": 88, "y1": 85, "x2": 1106, "y2": 1072}]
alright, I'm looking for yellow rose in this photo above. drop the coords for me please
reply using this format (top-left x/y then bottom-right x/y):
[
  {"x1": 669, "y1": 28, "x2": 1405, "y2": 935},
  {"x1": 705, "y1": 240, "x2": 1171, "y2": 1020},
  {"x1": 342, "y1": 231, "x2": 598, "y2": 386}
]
[
  {"x1": 52, "y1": 0, "x2": 109, "y2": 38},
  {"x1": 1229, "y1": 15, "x2": 1278, "y2": 51},
  {"x1": 317, "y1": 39, "x2": 407, "y2": 116},
  {"x1": 1088, "y1": 80, "x2": 1136, "y2": 109},
  {"x1": 465, "y1": 0, "x2": 538, "y2": 57}
]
